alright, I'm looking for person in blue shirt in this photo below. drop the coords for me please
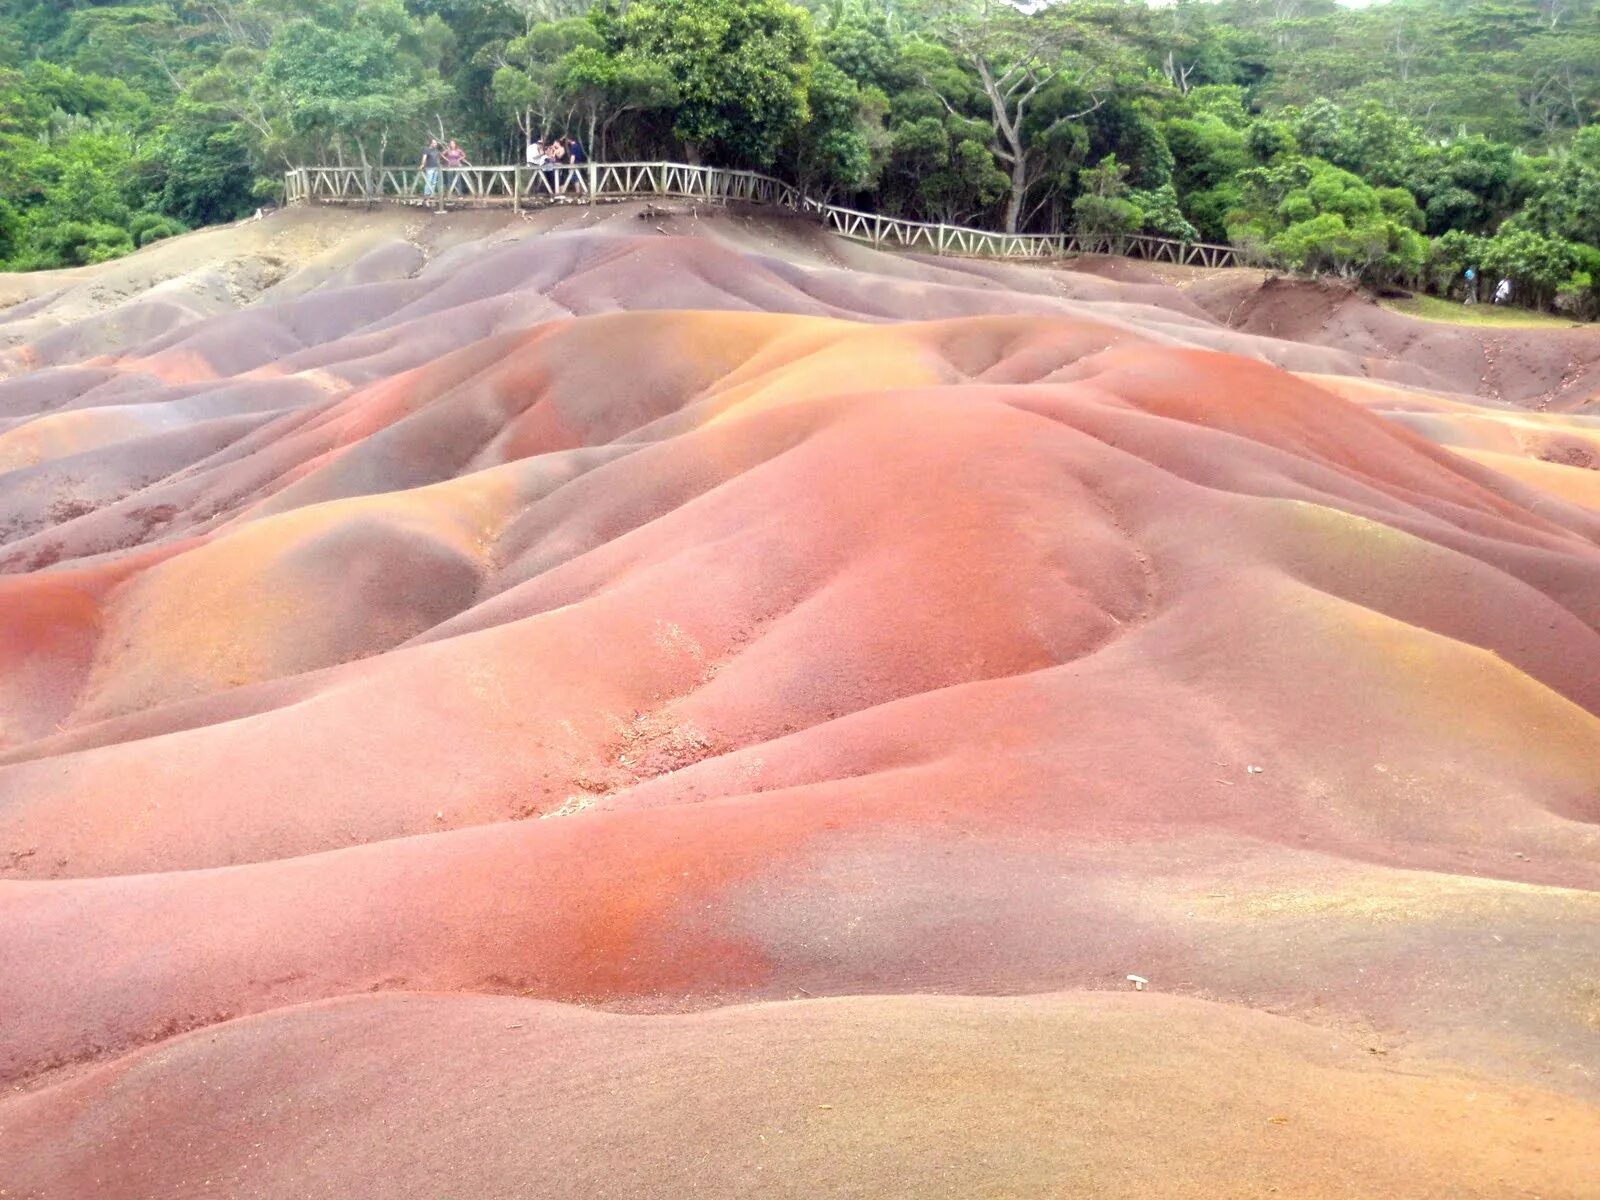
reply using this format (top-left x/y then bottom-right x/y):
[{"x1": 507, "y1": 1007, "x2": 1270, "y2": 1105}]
[{"x1": 1463, "y1": 265, "x2": 1477, "y2": 304}]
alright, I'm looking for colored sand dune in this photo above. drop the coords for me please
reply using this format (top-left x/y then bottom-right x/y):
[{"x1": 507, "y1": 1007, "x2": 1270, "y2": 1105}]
[{"x1": 1, "y1": 205, "x2": 1597, "y2": 1198}]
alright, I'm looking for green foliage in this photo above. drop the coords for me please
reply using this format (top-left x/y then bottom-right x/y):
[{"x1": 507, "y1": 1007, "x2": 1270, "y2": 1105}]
[
  {"x1": 1164, "y1": 113, "x2": 1248, "y2": 194},
  {"x1": 624, "y1": 0, "x2": 815, "y2": 166},
  {"x1": 1521, "y1": 126, "x2": 1600, "y2": 248},
  {"x1": 557, "y1": 46, "x2": 678, "y2": 157},
  {"x1": 1246, "y1": 119, "x2": 1295, "y2": 164},
  {"x1": 0, "y1": 198, "x2": 19, "y2": 262},
  {"x1": 817, "y1": 0, "x2": 904, "y2": 92},
  {"x1": 1285, "y1": 99, "x2": 1424, "y2": 188},
  {"x1": 153, "y1": 114, "x2": 259, "y2": 227},
  {"x1": 1127, "y1": 183, "x2": 1199, "y2": 241},
  {"x1": 1566, "y1": 243, "x2": 1600, "y2": 313},
  {"x1": 885, "y1": 114, "x2": 1007, "y2": 223},
  {"x1": 1427, "y1": 228, "x2": 1486, "y2": 292},
  {"x1": 56, "y1": 4, "x2": 185, "y2": 98},
  {"x1": 0, "y1": 0, "x2": 1593, "y2": 320},
  {"x1": 256, "y1": 0, "x2": 450, "y2": 165},
  {"x1": 128, "y1": 212, "x2": 186, "y2": 247},
  {"x1": 791, "y1": 60, "x2": 873, "y2": 197},
  {"x1": 1478, "y1": 223, "x2": 1582, "y2": 309},
  {"x1": 1072, "y1": 154, "x2": 1141, "y2": 239},
  {"x1": 491, "y1": 17, "x2": 605, "y2": 140},
  {"x1": 1412, "y1": 136, "x2": 1522, "y2": 236},
  {"x1": 26, "y1": 219, "x2": 135, "y2": 267},
  {"x1": 1231, "y1": 157, "x2": 1427, "y2": 283},
  {"x1": 1077, "y1": 103, "x2": 1165, "y2": 190}
]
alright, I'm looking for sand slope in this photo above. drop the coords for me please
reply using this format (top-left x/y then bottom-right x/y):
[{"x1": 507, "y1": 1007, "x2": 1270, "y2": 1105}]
[
  {"x1": 6, "y1": 990, "x2": 1597, "y2": 1200},
  {"x1": 1, "y1": 206, "x2": 1597, "y2": 1196}
]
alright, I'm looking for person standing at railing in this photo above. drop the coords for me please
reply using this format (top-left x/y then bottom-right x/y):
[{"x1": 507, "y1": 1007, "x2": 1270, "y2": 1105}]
[
  {"x1": 442, "y1": 139, "x2": 469, "y2": 196},
  {"x1": 543, "y1": 138, "x2": 566, "y2": 190},
  {"x1": 563, "y1": 136, "x2": 585, "y2": 165},
  {"x1": 419, "y1": 138, "x2": 442, "y2": 198}
]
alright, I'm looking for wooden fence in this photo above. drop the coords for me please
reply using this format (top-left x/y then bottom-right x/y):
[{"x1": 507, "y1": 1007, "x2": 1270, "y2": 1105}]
[{"x1": 283, "y1": 161, "x2": 1242, "y2": 268}]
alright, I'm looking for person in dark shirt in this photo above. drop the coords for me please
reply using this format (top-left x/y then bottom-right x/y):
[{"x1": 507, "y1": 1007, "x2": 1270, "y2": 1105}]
[
  {"x1": 564, "y1": 137, "x2": 585, "y2": 165},
  {"x1": 419, "y1": 139, "x2": 442, "y2": 197}
]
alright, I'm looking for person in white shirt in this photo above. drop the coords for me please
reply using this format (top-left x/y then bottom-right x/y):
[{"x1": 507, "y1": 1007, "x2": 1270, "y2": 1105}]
[
  {"x1": 525, "y1": 139, "x2": 547, "y2": 200},
  {"x1": 1493, "y1": 278, "x2": 1512, "y2": 305}
]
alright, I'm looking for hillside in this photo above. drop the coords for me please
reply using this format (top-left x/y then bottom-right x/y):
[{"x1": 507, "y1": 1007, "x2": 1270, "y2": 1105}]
[
  {"x1": 0, "y1": 206, "x2": 1597, "y2": 1196},
  {"x1": 5, "y1": 0, "x2": 1600, "y2": 321}
]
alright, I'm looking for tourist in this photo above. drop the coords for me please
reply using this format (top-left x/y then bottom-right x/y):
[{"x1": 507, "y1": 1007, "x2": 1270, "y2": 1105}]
[
  {"x1": 564, "y1": 136, "x2": 586, "y2": 165},
  {"x1": 525, "y1": 138, "x2": 549, "y2": 198},
  {"x1": 442, "y1": 139, "x2": 469, "y2": 195},
  {"x1": 1462, "y1": 265, "x2": 1477, "y2": 304},
  {"x1": 1494, "y1": 277, "x2": 1512, "y2": 305},
  {"x1": 419, "y1": 138, "x2": 442, "y2": 198},
  {"x1": 543, "y1": 137, "x2": 566, "y2": 188}
]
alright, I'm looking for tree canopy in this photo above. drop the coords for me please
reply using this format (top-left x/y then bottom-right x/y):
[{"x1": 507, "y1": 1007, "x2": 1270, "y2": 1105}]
[{"x1": 1, "y1": 0, "x2": 1599, "y2": 315}]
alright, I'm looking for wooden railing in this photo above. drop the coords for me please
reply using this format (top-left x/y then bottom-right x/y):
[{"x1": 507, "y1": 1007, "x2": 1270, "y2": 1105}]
[{"x1": 282, "y1": 161, "x2": 1242, "y2": 268}]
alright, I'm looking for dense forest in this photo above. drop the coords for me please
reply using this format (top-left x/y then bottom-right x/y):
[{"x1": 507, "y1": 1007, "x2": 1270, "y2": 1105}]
[{"x1": 3, "y1": 0, "x2": 1600, "y2": 313}]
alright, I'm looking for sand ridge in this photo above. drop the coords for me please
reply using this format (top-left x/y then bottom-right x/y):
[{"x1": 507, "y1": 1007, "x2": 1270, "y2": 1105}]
[{"x1": 0, "y1": 206, "x2": 1597, "y2": 1196}]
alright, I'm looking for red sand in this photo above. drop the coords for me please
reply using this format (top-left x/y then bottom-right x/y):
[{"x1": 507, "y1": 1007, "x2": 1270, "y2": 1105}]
[{"x1": 1, "y1": 208, "x2": 1597, "y2": 1195}]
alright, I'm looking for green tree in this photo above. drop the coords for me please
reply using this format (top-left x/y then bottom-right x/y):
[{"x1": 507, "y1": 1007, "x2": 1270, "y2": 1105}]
[
  {"x1": 885, "y1": 113, "x2": 1007, "y2": 223},
  {"x1": 1522, "y1": 125, "x2": 1600, "y2": 247},
  {"x1": 1479, "y1": 222, "x2": 1581, "y2": 309},
  {"x1": 553, "y1": 43, "x2": 678, "y2": 158},
  {"x1": 913, "y1": 0, "x2": 1129, "y2": 233},
  {"x1": 623, "y1": 0, "x2": 814, "y2": 166},
  {"x1": 1162, "y1": 105, "x2": 1250, "y2": 241},
  {"x1": 816, "y1": 0, "x2": 907, "y2": 93},
  {"x1": 254, "y1": 0, "x2": 451, "y2": 170},
  {"x1": 491, "y1": 17, "x2": 603, "y2": 143},
  {"x1": 154, "y1": 112, "x2": 260, "y2": 226},
  {"x1": 1412, "y1": 134, "x2": 1523, "y2": 236},
  {"x1": 1230, "y1": 156, "x2": 1427, "y2": 282},
  {"x1": 56, "y1": 5, "x2": 187, "y2": 99},
  {"x1": 0, "y1": 196, "x2": 20, "y2": 263},
  {"x1": 1286, "y1": 99, "x2": 1424, "y2": 188},
  {"x1": 790, "y1": 59, "x2": 874, "y2": 199},
  {"x1": 1072, "y1": 152, "x2": 1141, "y2": 239},
  {"x1": 1128, "y1": 182, "x2": 1200, "y2": 240}
]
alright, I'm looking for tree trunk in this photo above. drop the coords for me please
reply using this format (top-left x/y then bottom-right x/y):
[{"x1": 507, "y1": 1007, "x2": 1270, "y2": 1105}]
[
  {"x1": 1004, "y1": 155, "x2": 1027, "y2": 235},
  {"x1": 355, "y1": 137, "x2": 374, "y2": 206},
  {"x1": 971, "y1": 57, "x2": 1034, "y2": 235}
]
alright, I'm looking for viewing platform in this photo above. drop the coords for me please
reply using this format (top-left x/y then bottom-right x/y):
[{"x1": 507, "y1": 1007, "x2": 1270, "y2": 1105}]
[{"x1": 283, "y1": 161, "x2": 1244, "y2": 268}]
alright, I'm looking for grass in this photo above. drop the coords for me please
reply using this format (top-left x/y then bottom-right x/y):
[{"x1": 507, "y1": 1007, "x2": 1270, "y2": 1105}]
[{"x1": 1380, "y1": 292, "x2": 1586, "y2": 329}]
